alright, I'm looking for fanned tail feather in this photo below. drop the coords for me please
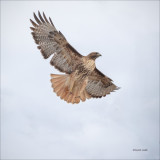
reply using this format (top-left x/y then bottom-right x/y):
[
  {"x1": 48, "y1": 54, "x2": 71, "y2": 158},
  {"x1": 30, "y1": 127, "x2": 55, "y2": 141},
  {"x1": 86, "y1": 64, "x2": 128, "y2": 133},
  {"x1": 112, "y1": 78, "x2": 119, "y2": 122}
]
[{"x1": 50, "y1": 74, "x2": 89, "y2": 104}]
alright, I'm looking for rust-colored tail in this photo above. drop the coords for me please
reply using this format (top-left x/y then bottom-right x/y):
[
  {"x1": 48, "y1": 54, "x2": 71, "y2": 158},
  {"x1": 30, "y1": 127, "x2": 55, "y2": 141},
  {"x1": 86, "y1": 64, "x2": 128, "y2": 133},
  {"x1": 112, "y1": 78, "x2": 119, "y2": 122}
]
[
  {"x1": 50, "y1": 74, "x2": 77, "y2": 104},
  {"x1": 50, "y1": 74, "x2": 91, "y2": 104}
]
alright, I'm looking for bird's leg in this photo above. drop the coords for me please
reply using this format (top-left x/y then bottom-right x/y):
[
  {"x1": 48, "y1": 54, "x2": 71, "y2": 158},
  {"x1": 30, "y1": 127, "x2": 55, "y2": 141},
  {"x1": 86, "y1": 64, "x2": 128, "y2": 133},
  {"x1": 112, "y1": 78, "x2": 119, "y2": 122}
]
[
  {"x1": 80, "y1": 78, "x2": 88, "y2": 94},
  {"x1": 69, "y1": 80, "x2": 74, "y2": 93},
  {"x1": 68, "y1": 72, "x2": 76, "y2": 93}
]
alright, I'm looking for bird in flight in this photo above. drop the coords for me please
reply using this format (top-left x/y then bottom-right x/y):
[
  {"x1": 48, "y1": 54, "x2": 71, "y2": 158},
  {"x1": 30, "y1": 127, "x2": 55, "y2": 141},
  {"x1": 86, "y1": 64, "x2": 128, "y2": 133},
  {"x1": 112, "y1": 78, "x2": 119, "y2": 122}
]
[{"x1": 30, "y1": 11, "x2": 119, "y2": 104}]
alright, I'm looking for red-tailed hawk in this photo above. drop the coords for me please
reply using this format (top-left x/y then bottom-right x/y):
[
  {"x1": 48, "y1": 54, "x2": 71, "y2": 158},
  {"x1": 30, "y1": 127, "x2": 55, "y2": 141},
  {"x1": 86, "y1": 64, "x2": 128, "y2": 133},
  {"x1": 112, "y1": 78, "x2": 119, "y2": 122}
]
[{"x1": 30, "y1": 11, "x2": 119, "y2": 104}]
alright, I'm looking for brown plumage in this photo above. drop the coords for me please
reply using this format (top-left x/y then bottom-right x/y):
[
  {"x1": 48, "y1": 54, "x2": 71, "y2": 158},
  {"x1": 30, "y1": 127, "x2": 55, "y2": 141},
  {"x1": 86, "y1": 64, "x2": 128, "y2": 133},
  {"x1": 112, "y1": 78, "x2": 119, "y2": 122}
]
[{"x1": 30, "y1": 11, "x2": 119, "y2": 104}]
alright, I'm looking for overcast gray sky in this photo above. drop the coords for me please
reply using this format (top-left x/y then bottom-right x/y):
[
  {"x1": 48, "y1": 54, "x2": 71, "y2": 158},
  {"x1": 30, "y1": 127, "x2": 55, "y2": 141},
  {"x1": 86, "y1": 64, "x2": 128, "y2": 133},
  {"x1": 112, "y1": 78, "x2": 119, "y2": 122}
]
[{"x1": 1, "y1": 1, "x2": 159, "y2": 159}]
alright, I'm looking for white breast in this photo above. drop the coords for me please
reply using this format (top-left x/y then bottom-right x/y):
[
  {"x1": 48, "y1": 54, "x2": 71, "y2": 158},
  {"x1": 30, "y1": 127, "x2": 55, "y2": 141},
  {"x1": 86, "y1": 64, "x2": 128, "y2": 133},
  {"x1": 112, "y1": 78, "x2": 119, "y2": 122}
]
[{"x1": 85, "y1": 59, "x2": 95, "y2": 71}]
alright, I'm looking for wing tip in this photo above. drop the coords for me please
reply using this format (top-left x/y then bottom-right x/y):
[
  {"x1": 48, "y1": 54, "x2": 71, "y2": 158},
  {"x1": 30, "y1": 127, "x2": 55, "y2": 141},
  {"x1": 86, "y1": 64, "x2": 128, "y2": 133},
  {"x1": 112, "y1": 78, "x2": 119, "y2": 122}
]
[
  {"x1": 30, "y1": 27, "x2": 35, "y2": 31},
  {"x1": 30, "y1": 18, "x2": 38, "y2": 27},
  {"x1": 116, "y1": 86, "x2": 121, "y2": 90}
]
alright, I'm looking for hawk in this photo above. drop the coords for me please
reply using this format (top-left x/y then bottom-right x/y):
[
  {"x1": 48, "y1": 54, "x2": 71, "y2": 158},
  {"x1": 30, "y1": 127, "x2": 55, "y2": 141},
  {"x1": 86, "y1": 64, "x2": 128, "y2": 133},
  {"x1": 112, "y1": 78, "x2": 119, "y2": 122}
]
[{"x1": 30, "y1": 11, "x2": 119, "y2": 104}]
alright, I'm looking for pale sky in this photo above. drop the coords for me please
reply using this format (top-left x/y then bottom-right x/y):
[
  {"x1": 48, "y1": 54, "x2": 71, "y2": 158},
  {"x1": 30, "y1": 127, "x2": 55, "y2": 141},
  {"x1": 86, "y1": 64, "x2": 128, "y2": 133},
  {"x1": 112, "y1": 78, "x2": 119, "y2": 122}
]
[{"x1": 1, "y1": 1, "x2": 159, "y2": 159}]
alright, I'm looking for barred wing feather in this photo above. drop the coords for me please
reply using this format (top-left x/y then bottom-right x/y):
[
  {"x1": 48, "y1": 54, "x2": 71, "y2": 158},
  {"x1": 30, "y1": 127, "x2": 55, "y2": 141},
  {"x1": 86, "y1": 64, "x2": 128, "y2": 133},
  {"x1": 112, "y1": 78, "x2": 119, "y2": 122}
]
[
  {"x1": 86, "y1": 68, "x2": 119, "y2": 98},
  {"x1": 30, "y1": 11, "x2": 82, "y2": 74}
]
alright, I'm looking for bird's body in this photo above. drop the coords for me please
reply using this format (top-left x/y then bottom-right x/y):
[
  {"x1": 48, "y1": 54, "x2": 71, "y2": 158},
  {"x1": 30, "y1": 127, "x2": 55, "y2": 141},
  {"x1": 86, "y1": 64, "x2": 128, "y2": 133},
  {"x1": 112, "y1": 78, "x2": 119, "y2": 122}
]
[
  {"x1": 30, "y1": 11, "x2": 119, "y2": 104},
  {"x1": 76, "y1": 57, "x2": 95, "y2": 80},
  {"x1": 50, "y1": 55, "x2": 98, "y2": 103}
]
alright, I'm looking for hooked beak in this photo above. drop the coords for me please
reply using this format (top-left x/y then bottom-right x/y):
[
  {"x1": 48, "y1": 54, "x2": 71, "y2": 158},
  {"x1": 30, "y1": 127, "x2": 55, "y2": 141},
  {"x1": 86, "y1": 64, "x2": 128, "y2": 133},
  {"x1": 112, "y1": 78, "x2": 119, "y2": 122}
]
[{"x1": 97, "y1": 52, "x2": 102, "y2": 57}]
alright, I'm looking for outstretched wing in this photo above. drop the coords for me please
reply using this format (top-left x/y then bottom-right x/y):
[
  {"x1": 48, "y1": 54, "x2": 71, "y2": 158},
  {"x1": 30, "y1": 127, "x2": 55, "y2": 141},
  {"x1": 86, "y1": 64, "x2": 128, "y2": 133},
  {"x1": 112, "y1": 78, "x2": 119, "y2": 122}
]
[
  {"x1": 86, "y1": 68, "x2": 119, "y2": 98},
  {"x1": 30, "y1": 11, "x2": 83, "y2": 74}
]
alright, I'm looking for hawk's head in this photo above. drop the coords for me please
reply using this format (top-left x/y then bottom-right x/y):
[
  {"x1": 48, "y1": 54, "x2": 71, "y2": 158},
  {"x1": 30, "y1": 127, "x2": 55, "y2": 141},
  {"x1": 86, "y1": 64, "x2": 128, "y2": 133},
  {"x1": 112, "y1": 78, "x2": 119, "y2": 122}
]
[{"x1": 88, "y1": 52, "x2": 102, "y2": 60}]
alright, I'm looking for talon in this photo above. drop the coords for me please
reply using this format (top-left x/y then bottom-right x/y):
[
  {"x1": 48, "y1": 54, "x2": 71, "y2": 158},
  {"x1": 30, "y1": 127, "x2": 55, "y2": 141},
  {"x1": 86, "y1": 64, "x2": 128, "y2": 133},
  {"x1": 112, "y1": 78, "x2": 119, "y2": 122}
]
[{"x1": 69, "y1": 88, "x2": 72, "y2": 93}]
